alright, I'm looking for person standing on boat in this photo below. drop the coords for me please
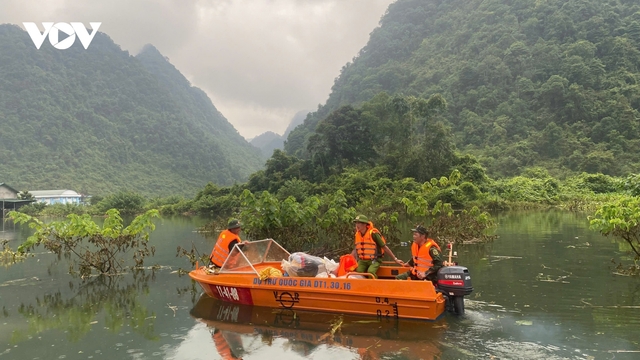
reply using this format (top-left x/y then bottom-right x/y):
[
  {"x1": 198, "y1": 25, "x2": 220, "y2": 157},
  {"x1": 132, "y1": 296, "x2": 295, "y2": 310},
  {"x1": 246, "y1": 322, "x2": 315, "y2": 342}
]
[
  {"x1": 210, "y1": 219, "x2": 245, "y2": 268},
  {"x1": 396, "y1": 225, "x2": 443, "y2": 281},
  {"x1": 351, "y1": 215, "x2": 403, "y2": 279}
]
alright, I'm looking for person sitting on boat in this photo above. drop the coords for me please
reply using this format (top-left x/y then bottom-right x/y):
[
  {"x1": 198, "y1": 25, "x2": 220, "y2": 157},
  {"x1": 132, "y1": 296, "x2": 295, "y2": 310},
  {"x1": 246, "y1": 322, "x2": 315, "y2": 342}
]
[
  {"x1": 210, "y1": 219, "x2": 246, "y2": 268},
  {"x1": 351, "y1": 215, "x2": 403, "y2": 279},
  {"x1": 396, "y1": 225, "x2": 443, "y2": 281}
]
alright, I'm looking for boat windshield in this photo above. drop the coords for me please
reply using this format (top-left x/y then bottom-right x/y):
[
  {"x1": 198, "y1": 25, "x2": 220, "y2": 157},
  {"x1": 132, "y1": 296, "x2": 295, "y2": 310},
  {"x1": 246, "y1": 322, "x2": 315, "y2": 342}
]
[{"x1": 219, "y1": 239, "x2": 290, "y2": 274}]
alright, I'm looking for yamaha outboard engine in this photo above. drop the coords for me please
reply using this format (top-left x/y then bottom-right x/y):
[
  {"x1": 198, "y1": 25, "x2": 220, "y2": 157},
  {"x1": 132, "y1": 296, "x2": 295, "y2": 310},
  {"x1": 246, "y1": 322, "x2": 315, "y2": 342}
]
[{"x1": 436, "y1": 266, "x2": 473, "y2": 315}]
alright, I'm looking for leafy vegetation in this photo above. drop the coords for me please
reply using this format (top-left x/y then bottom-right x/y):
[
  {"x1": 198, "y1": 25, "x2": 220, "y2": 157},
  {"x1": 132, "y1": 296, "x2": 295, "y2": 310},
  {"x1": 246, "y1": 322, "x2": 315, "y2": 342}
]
[
  {"x1": 589, "y1": 196, "x2": 640, "y2": 275},
  {"x1": 8, "y1": 209, "x2": 160, "y2": 276},
  {"x1": 286, "y1": 0, "x2": 640, "y2": 178},
  {"x1": 1, "y1": 240, "x2": 29, "y2": 268},
  {"x1": 239, "y1": 189, "x2": 356, "y2": 254},
  {"x1": 93, "y1": 190, "x2": 146, "y2": 216},
  {"x1": 0, "y1": 25, "x2": 263, "y2": 197}
]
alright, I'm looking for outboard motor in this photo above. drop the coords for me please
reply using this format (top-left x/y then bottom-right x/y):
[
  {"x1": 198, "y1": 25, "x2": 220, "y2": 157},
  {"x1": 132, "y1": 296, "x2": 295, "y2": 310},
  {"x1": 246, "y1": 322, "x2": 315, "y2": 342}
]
[{"x1": 436, "y1": 266, "x2": 473, "y2": 315}]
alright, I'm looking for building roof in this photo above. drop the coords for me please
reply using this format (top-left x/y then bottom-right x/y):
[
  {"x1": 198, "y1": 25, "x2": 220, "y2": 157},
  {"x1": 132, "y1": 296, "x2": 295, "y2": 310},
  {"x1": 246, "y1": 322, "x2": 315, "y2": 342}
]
[
  {"x1": 0, "y1": 199, "x2": 35, "y2": 208},
  {"x1": 30, "y1": 190, "x2": 81, "y2": 197},
  {"x1": 0, "y1": 183, "x2": 20, "y2": 194}
]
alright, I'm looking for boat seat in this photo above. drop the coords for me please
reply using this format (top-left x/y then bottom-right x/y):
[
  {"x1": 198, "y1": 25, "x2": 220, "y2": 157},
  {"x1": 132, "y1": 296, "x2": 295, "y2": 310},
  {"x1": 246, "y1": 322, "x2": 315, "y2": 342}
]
[{"x1": 376, "y1": 263, "x2": 406, "y2": 279}]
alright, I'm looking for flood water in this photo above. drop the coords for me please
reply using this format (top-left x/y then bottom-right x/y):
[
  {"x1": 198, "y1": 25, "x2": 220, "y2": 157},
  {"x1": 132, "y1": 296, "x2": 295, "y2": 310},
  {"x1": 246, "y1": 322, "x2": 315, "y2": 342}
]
[{"x1": 1, "y1": 210, "x2": 639, "y2": 360}]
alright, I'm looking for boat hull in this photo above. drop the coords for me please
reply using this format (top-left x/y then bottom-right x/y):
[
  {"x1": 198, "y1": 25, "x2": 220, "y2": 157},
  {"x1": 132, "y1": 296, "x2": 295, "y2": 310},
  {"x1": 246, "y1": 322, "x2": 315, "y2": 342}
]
[{"x1": 189, "y1": 263, "x2": 446, "y2": 320}]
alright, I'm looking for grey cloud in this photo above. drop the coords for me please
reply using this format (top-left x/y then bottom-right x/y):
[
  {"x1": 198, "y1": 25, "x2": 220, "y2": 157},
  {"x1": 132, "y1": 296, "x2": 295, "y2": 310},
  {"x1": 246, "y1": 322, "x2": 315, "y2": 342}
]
[{"x1": 1, "y1": 0, "x2": 395, "y2": 137}]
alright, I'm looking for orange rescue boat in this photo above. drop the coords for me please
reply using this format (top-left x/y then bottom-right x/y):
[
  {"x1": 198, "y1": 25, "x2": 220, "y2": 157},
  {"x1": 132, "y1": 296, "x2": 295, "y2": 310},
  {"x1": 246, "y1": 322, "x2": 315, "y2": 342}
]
[{"x1": 189, "y1": 239, "x2": 472, "y2": 321}]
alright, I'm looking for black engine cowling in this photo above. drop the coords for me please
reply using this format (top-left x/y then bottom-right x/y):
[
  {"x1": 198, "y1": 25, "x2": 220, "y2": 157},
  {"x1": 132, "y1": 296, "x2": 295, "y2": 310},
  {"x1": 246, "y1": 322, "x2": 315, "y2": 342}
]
[
  {"x1": 436, "y1": 265, "x2": 473, "y2": 296},
  {"x1": 436, "y1": 266, "x2": 473, "y2": 315}
]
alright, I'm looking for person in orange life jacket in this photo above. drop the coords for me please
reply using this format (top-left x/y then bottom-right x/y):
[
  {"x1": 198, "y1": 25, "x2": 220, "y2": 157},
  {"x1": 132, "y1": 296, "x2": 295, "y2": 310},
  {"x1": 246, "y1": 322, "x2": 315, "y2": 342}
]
[
  {"x1": 396, "y1": 225, "x2": 443, "y2": 281},
  {"x1": 351, "y1": 215, "x2": 403, "y2": 279},
  {"x1": 210, "y1": 219, "x2": 246, "y2": 267}
]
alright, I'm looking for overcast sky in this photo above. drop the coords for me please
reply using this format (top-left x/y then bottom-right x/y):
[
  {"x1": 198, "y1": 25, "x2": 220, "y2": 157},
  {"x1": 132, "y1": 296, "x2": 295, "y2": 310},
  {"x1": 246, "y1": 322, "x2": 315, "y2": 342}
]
[{"x1": 1, "y1": 0, "x2": 395, "y2": 139}]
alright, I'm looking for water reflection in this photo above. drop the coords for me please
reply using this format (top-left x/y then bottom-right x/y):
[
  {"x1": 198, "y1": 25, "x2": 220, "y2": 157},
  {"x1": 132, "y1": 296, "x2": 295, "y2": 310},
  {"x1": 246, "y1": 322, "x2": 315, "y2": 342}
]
[
  {"x1": 10, "y1": 271, "x2": 157, "y2": 343},
  {"x1": 190, "y1": 294, "x2": 445, "y2": 359}
]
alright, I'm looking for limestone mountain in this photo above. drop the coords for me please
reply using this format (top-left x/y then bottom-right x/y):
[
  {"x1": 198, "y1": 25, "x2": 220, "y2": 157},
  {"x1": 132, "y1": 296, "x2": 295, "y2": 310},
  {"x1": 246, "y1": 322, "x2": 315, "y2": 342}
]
[
  {"x1": 283, "y1": 110, "x2": 309, "y2": 138},
  {"x1": 250, "y1": 131, "x2": 285, "y2": 158},
  {"x1": 0, "y1": 24, "x2": 263, "y2": 196},
  {"x1": 250, "y1": 110, "x2": 309, "y2": 158},
  {"x1": 285, "y1": 0, "x2": 640, "y2": 176}
]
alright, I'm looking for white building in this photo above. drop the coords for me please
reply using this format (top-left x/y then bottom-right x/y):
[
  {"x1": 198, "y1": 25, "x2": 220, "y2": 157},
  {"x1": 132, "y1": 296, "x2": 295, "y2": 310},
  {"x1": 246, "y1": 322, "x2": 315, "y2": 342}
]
[{"x1": 30, "y1": 190, "x2": 82, "y2": 205}]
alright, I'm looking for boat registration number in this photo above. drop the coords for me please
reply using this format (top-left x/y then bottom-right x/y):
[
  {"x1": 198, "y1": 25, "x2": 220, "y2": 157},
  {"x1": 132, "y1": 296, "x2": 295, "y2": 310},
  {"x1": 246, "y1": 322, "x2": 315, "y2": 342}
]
[
  {"x1": 215, "y1": 285, "x2": 242, "y2": 302},
  {"x1": 253, "y1": 277, "x2": 352, "y2": 290}
]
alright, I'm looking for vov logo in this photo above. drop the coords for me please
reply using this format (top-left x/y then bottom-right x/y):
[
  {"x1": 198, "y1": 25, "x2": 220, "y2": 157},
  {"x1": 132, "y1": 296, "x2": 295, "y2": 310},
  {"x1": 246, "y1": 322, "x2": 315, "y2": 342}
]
[{"x1": 23, "y1": 22, "x2": 101, "y2": 50}]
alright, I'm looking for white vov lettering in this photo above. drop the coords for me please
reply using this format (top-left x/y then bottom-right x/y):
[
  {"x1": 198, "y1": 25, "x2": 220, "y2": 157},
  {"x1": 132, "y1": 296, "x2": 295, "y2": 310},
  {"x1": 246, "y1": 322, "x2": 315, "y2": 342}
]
[{"x1": 23, "y1": 22, "x2": 101, "y2": 49}]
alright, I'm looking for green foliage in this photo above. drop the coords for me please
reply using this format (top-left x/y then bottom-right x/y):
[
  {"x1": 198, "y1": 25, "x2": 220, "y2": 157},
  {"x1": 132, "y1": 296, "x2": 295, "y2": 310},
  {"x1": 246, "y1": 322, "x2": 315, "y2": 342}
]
[
  {"x1": 286, "y1": 93, "x2": 454, "y2": 183},
  {"x1": 570, "y1": 173, "x2": 620, "y2": 194},
  {"x1": 246, "y1": 150, "x2": 314, "y2": 193},
  {"x1": 589, "y1": 196, "x2": 640, "y2": 274},
  {"x1": 95, "y1": 191, "x2": 146, "y2": 215},
  {"x1": 308, "y1": 105, "x2": 375, "y2": 172},
  {"x1": 1, "y1": 240, "x2": 29, "y2": 268},
  {"x1": 620, "y1": 174, "x2": 640, "y2": 196},
  {"x1": 284, "y1": 0, "x2": 640, "y2": 178},
  {"x1": 14, "y1": 202, "x2": 46, "y2": 216},
  {"x1": 146, "y1": 195, "x2": 188, "y2": 215},
  {"x1": 17, "y1": 191, "x2": 34, "y2": 200},
  {"x1": 185, "y1": 183, "x2": 245, "y2": 217},
  {"x1": 430, "y1": 206, "x2": 498, "y2": 245},
  {"x1": 8, "y1": 209, "x2": 159, "y2": 276},
  {"x1": 491, "y1": 170, "x2": 561, "y2": 204},
  {"x1": 239, "y1": 189, "x2": 356, "y2": 254},
  {"x1": 276, "y1": 178, "x2": 315, "y2": 202},
  {"x1": 398, "y1": 170, "x2": 495, "y2": 244},
  {"x1": 41, "y1": 203, "x2": 88, "y2": 217}
]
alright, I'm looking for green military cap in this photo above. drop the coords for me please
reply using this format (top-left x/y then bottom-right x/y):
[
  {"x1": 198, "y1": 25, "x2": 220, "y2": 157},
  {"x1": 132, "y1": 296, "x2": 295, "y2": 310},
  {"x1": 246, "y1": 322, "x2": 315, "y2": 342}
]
[
  {"x1": 411, "y1": 224, "x2": 428, "y2": 235},
  {"x1": 227, "y1": 219, "x2": 242, "y2": 229},
  {"x1": 353, "y1": 214, "x2": 369, "y2": 223}
]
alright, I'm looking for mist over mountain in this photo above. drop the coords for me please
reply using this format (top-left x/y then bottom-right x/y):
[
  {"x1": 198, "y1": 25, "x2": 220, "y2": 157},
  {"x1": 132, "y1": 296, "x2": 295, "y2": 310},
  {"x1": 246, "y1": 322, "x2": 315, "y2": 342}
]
[
  {"x1": 284, "y1": 110, "x2": 310, "y2": 138},
  {"x1": 0, "y1": 24, "x2": 263, "y2": 196},
  {"x1": 250, "y1": 110, "x2": 309, "y2": 158},
  {"x1": 249, "y1": 131, "x2": 284, "y2": 158}
]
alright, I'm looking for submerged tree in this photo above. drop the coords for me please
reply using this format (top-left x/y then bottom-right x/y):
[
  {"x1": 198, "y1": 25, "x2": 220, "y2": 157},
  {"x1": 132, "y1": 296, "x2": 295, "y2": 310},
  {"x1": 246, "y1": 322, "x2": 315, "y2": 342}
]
[
  {"x1": 8, "y1": 209, "x2": 159, "y2": 277},
  {"x1": 589, "y1": 196, "x2": 640, "y2": 275}
]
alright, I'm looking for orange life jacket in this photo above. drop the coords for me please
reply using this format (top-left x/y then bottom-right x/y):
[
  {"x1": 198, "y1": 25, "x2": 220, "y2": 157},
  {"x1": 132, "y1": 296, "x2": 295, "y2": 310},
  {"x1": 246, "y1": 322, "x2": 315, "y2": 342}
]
[
  {"x1": 354, "y1": 222, "x2": 386, "y2": 261},
  {"x1": 411, "y1": 239, "x2": 441, "y2": 277},
  {"x1": 337, "y1": 253, "x2": 358, "y2": 276},
  {"x1": 210, "y1": 229, "x2": 241, "y2": 267}
]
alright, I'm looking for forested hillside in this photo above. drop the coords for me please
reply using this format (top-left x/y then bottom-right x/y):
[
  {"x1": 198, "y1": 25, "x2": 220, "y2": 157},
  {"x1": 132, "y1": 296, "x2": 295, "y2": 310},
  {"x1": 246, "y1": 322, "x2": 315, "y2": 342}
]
[
  {"x1": 0, "y1": 24, "x2": 263, "y2": 196},
  {"x1": 286, "y1": 0, "x2": 640, "y2": 177}
]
